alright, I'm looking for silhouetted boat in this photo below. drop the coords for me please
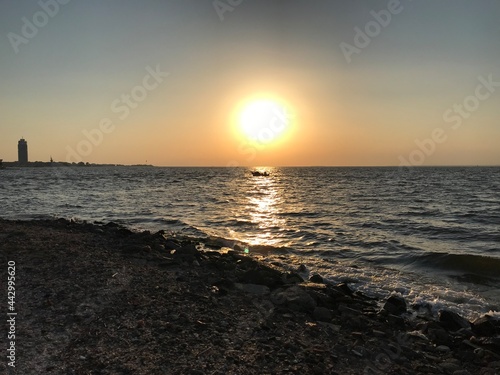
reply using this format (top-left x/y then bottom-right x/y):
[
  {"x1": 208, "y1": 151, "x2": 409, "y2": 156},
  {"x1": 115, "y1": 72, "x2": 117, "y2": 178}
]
[{"x1": 251, "y1": 170, "x2": 269, "y2": 177}]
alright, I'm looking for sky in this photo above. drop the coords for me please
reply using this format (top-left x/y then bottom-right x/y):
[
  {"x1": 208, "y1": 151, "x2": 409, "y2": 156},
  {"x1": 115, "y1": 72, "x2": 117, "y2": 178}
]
[{"x1": 0, "y1": 0, "x2": 499, "y2": 166}]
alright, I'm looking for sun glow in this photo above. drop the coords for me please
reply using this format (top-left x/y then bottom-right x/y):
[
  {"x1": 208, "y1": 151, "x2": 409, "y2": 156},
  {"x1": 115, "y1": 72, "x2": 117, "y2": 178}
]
[{"x1": 238, "y1": 99, "x2": 292, "y2": 145}]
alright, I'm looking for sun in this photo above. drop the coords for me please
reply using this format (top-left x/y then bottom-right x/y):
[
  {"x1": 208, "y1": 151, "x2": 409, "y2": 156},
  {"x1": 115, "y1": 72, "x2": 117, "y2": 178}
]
[{"x1": 238, "y1": 99, "x2": 291, "y2": 145}]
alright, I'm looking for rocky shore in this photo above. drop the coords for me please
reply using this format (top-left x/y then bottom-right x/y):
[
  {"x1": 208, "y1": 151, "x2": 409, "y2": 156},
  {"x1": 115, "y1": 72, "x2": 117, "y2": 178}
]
[{"x1": 1, "y1": 218, "x2": 499, "y2": 374}]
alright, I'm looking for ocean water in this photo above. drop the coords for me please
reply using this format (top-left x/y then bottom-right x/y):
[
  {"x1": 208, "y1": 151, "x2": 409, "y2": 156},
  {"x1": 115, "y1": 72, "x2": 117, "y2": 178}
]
[{"x1": 1, "y1": 166, "x2": 499, "y2": 319}]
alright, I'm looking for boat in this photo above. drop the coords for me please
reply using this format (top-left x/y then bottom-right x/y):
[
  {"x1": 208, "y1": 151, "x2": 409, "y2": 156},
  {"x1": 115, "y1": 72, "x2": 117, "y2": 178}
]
[{"x1": 251, "y1": 170, "x2": 269, "y2": 177}]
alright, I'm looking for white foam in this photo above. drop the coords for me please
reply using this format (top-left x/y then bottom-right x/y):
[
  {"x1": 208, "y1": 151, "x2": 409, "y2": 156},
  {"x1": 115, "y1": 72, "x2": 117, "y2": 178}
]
[{"x1": 265, "y1": 253, "x2": 500, "y2": 320}]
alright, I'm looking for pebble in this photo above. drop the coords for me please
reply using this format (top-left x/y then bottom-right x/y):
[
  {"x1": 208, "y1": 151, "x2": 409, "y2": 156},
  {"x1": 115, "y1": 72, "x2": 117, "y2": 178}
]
[
  {"x1": 383, "y1": 295, "x2": 407, "y2": 315},
  {"x1": 435, "y1": 345, "x2": 451, "y2": 353},
  {"x1": 439, "y1": 361, "x2": 461, "y2": 373},
  {"x1": 372, "y1": 329, "x2": 386, "y2": 337},
  {"x1": 309, "y1": 274, "x2": 324, "y2": 284}
]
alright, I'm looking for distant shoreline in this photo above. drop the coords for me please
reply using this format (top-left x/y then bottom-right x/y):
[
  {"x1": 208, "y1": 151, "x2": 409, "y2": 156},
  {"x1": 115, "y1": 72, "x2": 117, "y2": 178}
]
[
  {"x1": 1, "y1": 163, "x2": 499, "y2": 169},
  {"x1": 0, "y1": 161, "x2": 154, "y2": 168}
]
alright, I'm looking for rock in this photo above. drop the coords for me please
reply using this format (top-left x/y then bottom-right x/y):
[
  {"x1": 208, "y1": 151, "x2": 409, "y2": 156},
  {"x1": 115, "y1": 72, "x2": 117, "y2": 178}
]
[
  {"x1": 335, "y1": 283, "x2": 353, "y2": 296},
  {"x1": 453, "y1": 371, "x2": 471, "y2": 375},
  {"x1": 427, "y1": 323, "x2": 451, "y2": 345},
  {"x1": 454, "y1": 327, "x2": 474, "y2": 339},
  {"x1": 240, "y1": 268, "x2": 282, "y2": 288},
  {"x1": 372, "y1": 329, "x2": 386, "y2": 337},
  {"x1": 472, "y1": 315, "x2": 499, "y2": 337},
  {"x1": 117, "y1": 228, "x2": 133, "y2": 236},
  {"x1": 164, "y1": 240, "x2": 181, "y2": 250},
  {"x1": 282, "y1": 272, "x2": 304, "y2": 284},
  {"x1": 473, "y1": 336, "x2": 500, "y2": 353},
  {"x1": 297, "y1": 264, "x2": 307, "y2": 273},
  {"x1": 276, "y1": 286, "x2": 316, "y2": 312},
  {"x1": 338, "y1": 304, "x2": 362, "y2": 316},
  {"x1": 235, "y1": 283, "x2": 270, "y2": 296},
  {"x1": 175, "y1": 244, "x2": 198, "y2": 256},
  {"x1": 383, "y1": 295, "x2": 407, "y2": 315},
  {"x1": 386, "y1": 313, "x2": 406, "y2": 328},
  {"x1": 313, "y1": 307, "x2": 333, "y2": 322},
  {"x1": 439, "y1": 310, "x2": 471, "y2": 331},
  {"x1": 317, "y1": 321, "x2": 341, "y2": 333},
  {"x1": 439, "y1": 361, "x2": 461, "y2": 373},
  {"x1": 435, "y1": 345, "x2": 451, "y2": 353},
  {"x1": 152, "y1": 244, "x2": 165, "y2": 252},
  {"x1": 309, "y1": 274, "x2": 324, "y2": 284}
]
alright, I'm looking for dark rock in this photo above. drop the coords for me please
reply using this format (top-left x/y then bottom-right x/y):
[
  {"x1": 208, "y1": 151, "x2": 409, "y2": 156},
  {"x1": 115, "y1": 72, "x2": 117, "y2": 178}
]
[
  {"x1": 473, "y1": 336, "x2": 500, "y2": 353},
  {"x1": 439, "y1": 310, "x2": 471, "y2": 332},
  {"x1": 307, "y1": 290, "x2": 336, "y2": 309},
  {"x1": 282, "y1": 272, "x2": 304, "y2": 284},
  {"x1": 57, "y1": 218, "x2": 71, "y2": 225},
  {"x1": 334, "y1": 283, "x2": 353, "y2": 296},
  {"x1": 309, "y1": 274, "x2": 324, "y2": 284},
  {"x1": 425, "y1": 322, "x2": 451, "y2": 345},
  {"x1": 240, "y1": 268, "x2": 283, "y2": 288},
  {"x1": 439, "y1": 361, "x2": 461, "y2": 373},
  {"x1": 174, "y1": 244, "x2": 198, "y2": 256},
  {"x1": 152, "y1": 243, "x2": 165, "y2": 252},
  {"x1": 117, "y1": 228, "x2": 133, "y2": 236},
  {"x1": 472, "y1": 315, "x2": 499, "y2": 337},
  {"x1": 313, "y1": 307, "x2": 333, "y2": 322},
  {"x1": 297, "y1": 264, "x2": 307, "y2": 273},
  {"x1": 386, "y1": 313, "x2": 406, "y2": 328},
  {"x1": 383, "y1": 295, "x2": 407, "y2": 315},
  {"x1": 276, "y1": 286, "x2": 317, "y2": 312},
  {"x1": 164, "y1": 240, "x2": 181, "y2": 251},
  {"x1": 338, "y1": 304, "x2": 362, "y2": 317}
]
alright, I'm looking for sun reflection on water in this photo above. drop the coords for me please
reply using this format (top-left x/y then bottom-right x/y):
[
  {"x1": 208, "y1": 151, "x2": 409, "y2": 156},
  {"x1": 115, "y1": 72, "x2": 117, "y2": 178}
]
[{"x1": 244, "y1": 168, "x2": 286, "y2": 247}]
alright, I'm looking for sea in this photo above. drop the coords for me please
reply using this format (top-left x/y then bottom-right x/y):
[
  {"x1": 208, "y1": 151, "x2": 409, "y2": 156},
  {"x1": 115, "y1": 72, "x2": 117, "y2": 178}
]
[{"x1": 1, "y1": 166, "x2": 499, "y2": 319}]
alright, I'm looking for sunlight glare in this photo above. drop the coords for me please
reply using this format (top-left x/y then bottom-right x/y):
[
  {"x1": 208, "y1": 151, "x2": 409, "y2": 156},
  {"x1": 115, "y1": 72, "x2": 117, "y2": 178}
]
[{"x1": 239, "y1": 99, "x2": 290, "y2": 145}]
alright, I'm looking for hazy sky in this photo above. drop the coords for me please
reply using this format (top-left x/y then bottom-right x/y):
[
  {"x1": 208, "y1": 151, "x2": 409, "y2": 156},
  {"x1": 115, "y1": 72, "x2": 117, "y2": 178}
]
[{"x1": 1, "y1": 0, "x2": 499, "y2": 166}]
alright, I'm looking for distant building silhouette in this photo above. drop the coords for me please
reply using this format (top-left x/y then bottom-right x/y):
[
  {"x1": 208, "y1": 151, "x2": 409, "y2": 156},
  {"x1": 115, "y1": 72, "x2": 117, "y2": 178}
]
[{"x1": 18, "y1": 138, "x2": 28, "y2": 164}]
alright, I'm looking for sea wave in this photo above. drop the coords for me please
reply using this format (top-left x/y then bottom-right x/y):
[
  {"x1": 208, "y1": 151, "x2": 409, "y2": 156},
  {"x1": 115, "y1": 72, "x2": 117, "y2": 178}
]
[{"x1": 408, "y1": 252, "x2": 500, "y2": 278}]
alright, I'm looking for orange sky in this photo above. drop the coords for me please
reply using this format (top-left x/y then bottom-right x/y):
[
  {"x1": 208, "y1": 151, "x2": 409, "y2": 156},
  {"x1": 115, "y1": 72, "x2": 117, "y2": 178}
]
[{"x1": 1, "y1": 1, "x2": 499, "y2": 166}]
